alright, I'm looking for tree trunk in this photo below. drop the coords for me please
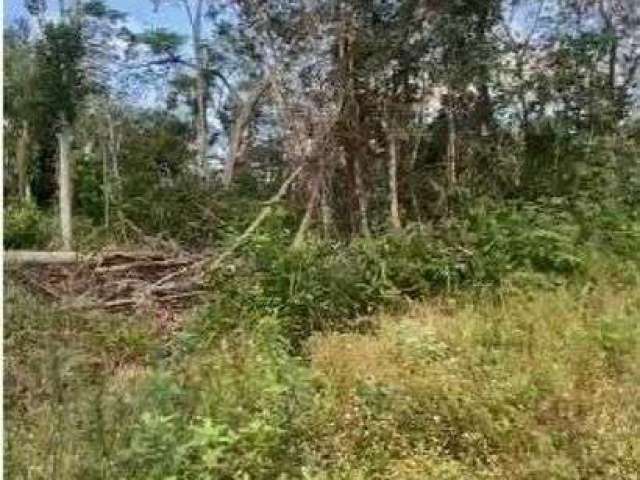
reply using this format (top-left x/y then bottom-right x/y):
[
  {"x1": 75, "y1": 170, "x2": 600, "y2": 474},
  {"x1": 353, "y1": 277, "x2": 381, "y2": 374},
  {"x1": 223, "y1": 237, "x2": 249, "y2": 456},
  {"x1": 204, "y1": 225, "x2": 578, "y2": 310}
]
[
  {"x1": 16, "y1": 121, "x2": 31, "y2": 201},
  {"x1": 520, "y1": 93, "x2": 530, "y2": 131},
  {"x1": 224, "y1": 111, "x2": 246, "y2": 187},
  {"x1": 387, "y1": 133, "x2": 401, "y2": 231},
  {"x1": 4, "y1": 250, "x2": 82, "y2": 264},
  {"x1": 320, "y1": 181, "x2": 333, "y2": 239},
  {"x1": 344, "y1": 146, "x2": 370, "y2": 237},
  {"x1": 106, "y1": 110, "x2": 121, "y2": 206},
  {"x1": 190, "y1": 0, "x2": 208, "y2": 174},
  {"x1": 597, "y1": 1, "x2": 624, "y2": 121},
  {"x1": 446, "y1": 104, "x2": 457, "y2": 188},
  {"x1": 292, "y1": 177, "x2": 320, "y2": 249},
  {"x1": 223, "y1": 78, "x2": 269, "y2": 187},
  {"x1": 478, "y1": 83, "x2": 492, "y2": 137},
  {"x1": 195, "y1": 69, "x2": 208, "y2": 173},
  {"x1": 102, "y1": 143, "x2": 110, "y2": 228},
  {"x1": 608, "y1": 36, "x2": 623, "y2": 120},
  {"x1": 343, "y1": 151, "x2": 358, "y2": 236},
  {"x1": 608, "y1": 40, "x2": 617, "y2": 97},
  {"x1": 58, "y1": 124, "x2": 74, "y2": 251},
  {"x1": 353, "y1": 157, "x2": 370, "y2": 237},
  {"x1": 409, "y1": 135, "x2": 423, "y2": 223}
]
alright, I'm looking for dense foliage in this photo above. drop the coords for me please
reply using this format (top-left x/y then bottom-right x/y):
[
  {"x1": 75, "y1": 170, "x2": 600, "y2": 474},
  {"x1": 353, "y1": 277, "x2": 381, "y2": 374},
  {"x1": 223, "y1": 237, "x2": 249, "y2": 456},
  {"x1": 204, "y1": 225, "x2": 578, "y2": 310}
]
[
  {"x1": 3, "y1": 0, "x2": 640, "y2": 478},
  {"x1": 5, "y1": 261, "x2": 640, "y2": 478}
]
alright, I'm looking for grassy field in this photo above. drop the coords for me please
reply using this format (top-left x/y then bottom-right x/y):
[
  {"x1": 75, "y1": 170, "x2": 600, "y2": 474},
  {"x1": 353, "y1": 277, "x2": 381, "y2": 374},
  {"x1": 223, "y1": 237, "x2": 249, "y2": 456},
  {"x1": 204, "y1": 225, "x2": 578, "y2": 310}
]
[
  {"x1": 307, "y1": 285, "x2": 640, "y2": 478},
  {"x1": 4, "y1": 274, "x2": 639, "y2": 479}
]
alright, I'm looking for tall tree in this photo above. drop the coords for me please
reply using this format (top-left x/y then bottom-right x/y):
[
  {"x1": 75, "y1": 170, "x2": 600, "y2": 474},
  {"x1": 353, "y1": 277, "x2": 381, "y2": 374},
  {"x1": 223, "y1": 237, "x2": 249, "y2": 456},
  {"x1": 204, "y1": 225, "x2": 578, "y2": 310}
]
[
  {"x1": 4, "y1": 21, "x2": 36, "y2": 201},
  {"x1": 146, "y1": 0, "x2": 229, "y2": 175},
  {"x1": 31, "y1": 19, "x2": 86, "y2": 249}
]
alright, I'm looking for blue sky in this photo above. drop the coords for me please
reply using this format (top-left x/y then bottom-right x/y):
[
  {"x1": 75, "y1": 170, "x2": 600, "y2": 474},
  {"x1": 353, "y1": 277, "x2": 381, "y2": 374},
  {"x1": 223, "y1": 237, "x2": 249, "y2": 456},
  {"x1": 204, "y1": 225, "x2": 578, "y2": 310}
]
[
  {"x1": 5, "y1": 0, "x2": 191, "y2": 35},
  {"x1": 4, "y1": 1, "x2": 224, "y2": 109}
]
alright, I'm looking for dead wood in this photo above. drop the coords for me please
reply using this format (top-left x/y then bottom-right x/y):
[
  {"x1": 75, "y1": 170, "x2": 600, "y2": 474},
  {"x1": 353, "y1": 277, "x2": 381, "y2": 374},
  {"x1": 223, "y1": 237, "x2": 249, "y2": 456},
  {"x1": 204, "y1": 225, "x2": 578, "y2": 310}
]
[
  {"x1": 7, "y1": 247, "x2": 207, "y2": 314},
  {"x1": 94, "y1": 258, "x2": 192, "y2": 274},
  {"x1": 4, "y1": 250, "x2": 84, "y2": 264},
  {"x1": 209, "y1": 165, "x2": 304, "y2": 272},
  {"x1": 5, "y1": 164, "x2": 303, "y2": 314}
]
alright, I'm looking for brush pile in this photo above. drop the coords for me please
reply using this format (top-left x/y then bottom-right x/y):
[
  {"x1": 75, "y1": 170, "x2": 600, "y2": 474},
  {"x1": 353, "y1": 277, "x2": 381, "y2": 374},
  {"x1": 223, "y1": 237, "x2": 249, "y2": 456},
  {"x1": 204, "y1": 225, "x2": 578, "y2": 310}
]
[{"x1": 7, "y1": 249, "x2": 209, "y2": 312}]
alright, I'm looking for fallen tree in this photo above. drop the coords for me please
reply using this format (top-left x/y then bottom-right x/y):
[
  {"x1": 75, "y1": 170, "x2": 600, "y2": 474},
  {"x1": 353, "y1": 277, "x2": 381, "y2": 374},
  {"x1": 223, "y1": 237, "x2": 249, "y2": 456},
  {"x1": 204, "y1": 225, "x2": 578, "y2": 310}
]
[
  {"x1": 4, "y1": 250, "x2": 84, "y2": 264},
  {"x1": 4, "y1": 166, "x2": 306, "y2": 313},
  {"x1": 6, "y1": 249, "x2": 208, "y2": 312}
]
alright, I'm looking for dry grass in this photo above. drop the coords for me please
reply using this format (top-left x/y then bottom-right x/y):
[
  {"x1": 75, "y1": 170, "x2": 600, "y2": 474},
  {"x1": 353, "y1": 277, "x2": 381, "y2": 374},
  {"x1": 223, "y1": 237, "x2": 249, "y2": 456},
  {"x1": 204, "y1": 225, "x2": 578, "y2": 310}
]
[
  {"x1": 306, "y1": 285, "x2": 640, "y2": 479},
  {"x1": 5, "y1": 280, "x2": 639, "y2": 479}
]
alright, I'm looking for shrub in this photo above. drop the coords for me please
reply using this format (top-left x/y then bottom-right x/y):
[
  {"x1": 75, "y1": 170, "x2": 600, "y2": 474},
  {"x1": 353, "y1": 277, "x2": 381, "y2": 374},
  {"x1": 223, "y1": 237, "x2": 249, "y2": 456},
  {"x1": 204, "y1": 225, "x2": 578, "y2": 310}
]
[
  {"x1": 465, "y1": 201, "x2": 584, "y2": 286},
  {"x1": 117, "y1": 317, "x2": 312, "y2": 480},
  {"x1": 3, "y1": 200, "x2": 53, "y2": 249},
  {"x1": 207, "y1": 199, "x2": 617, "y2": 348}
]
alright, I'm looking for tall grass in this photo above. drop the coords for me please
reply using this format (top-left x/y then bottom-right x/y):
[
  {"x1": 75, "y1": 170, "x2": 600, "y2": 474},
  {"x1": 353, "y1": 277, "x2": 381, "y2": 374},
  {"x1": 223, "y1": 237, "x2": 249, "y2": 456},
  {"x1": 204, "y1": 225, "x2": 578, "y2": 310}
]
[
  {"x1": 5, "y1": 275, "x2": 639, "y2": 479},
  {"x1": 5, "y1": 196, "x2": 639, "y2": 479},
  {"x1": 307, "y1": 285, "x2": 640, "y2": 478}
]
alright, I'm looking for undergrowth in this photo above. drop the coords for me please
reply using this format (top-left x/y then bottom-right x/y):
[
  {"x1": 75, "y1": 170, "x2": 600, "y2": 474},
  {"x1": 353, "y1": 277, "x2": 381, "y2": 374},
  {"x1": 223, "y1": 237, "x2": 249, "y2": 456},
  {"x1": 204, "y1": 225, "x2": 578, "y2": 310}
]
[
  {"x1": 207, "y1": 200, "x2": 639, "y2": 348},
  {"x1": 4, "y1": 200, "x2": 640, "y2": 479},
  {"x1": 5, "y1": 260, "x2": 640, "y2": 479}
]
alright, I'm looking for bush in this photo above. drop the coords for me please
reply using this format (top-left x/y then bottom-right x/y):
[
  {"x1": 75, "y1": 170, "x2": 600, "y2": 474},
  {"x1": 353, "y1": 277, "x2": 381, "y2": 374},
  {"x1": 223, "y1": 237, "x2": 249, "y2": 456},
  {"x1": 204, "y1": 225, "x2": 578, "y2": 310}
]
[
  {"x1": 5, "y1": 238, "x2": 640, "y2": 479},
  {"x1": 207, "y1": 199, "x2": 622, "y2": 348},
  {"x1": 3, "y1": 200, "x2": 53, "y2": 249},
  {"x1": 117, "y1": 317, "x2": 312, "y2": 480},
  {"x1": 465, "y1": 201, "x2": 584, "y2": 286}
]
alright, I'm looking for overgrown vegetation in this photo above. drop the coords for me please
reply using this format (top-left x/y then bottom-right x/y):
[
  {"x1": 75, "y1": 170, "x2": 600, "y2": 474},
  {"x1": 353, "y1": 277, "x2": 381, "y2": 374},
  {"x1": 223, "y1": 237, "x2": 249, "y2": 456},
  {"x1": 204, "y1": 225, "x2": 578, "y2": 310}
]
[
  {"x1": 3, "y1": 200, "x2": 55, "y2": 249},
  {"x1": 5, "y1": 258, "x2": 640, "y2": 479},
  {"x1": 205, "y1": 198, "x2": 639, "y2": 348},
  {"x1": 4, "y1": 0, "x2": 640, "y2": 478}
]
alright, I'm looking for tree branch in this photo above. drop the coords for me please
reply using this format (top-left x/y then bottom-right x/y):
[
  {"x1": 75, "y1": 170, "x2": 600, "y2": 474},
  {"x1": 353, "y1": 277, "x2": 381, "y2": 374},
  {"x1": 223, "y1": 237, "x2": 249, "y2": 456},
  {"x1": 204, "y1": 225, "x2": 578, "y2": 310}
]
[{"x1": 209, "y1": 165, "x2": 304, "y2": 271}]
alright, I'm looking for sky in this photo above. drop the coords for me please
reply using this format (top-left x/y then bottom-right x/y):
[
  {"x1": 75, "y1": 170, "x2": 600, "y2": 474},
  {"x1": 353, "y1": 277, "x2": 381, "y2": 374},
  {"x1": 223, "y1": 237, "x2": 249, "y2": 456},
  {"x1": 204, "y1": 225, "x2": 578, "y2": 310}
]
[
  {"x1": 5, "y1": 0, "x2": 198, "y2": 106},
  {"x1": 5, "y1": 0, "x2": 191, "y2": 36},
  {"x1": 5, "y1": 1, "x2": 637, "y2": 115}
]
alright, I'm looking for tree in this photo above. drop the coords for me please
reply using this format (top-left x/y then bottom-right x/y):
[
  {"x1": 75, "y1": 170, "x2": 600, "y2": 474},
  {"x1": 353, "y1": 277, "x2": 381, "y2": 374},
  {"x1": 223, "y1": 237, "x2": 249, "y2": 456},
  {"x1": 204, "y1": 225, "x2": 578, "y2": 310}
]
[
  {"x1": 4, "y1": 22, "x2": 36, "y2": 201},
  {"x1": 31, "y1": 20, "x2": 86, "y2": 249},
  {"x1": 143, "y1": 0, "x2": 230, "y2": 175}
]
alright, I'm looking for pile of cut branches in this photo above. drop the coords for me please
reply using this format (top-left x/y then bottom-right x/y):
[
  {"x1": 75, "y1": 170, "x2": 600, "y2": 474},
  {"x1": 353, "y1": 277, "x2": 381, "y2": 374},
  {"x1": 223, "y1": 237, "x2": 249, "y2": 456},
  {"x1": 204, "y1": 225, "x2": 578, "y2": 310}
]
[
  {"x1": 5, "y1": 167, "x2": 310, "y2": 313},
  {"x1": 7, "y1": 249, "x2": 208, "y2": 312}
]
